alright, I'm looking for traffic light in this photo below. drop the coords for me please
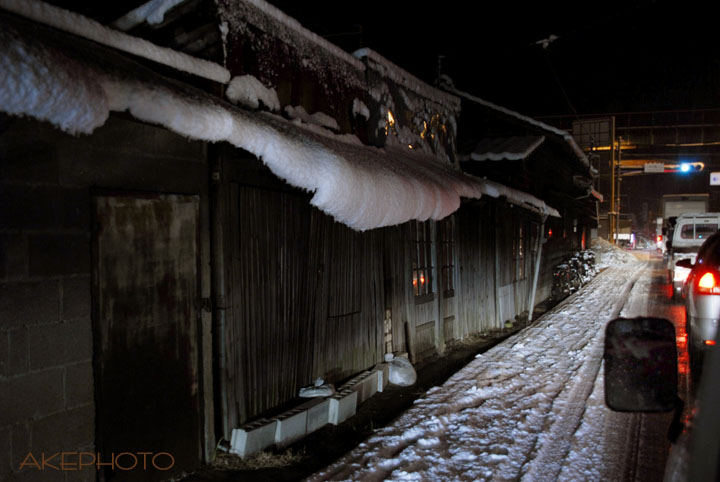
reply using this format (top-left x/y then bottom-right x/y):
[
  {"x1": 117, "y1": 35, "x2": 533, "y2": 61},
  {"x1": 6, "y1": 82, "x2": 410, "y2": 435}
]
[{"x1": 666, "y1": 161, "x2": 704, "y2": 173}]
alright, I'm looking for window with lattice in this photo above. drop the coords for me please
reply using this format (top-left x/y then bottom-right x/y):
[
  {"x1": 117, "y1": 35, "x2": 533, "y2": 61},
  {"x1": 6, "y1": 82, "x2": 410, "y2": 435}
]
[
  {"x1": 438, "y1": 216, "x2": 455, "y2": 296},
  {"x1": 411, "y1": 221, "x2": 434, "y2": 301}
]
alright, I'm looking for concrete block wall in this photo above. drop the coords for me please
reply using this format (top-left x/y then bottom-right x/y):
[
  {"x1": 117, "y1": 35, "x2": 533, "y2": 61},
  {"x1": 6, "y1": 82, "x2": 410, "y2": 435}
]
[
  {"x1": 0, "y1": 118, "x2": 95, "y2": 482},
  {"x1": 0, "y1": 114, "x2": 210, "y2": 480}
]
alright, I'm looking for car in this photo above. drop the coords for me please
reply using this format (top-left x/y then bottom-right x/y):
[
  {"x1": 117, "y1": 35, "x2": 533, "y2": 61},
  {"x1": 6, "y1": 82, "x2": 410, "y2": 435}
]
[
  {"x1": 667, "y1": 213, "x2": 720, "y2": 298},
  {"x1": 676, "y1": 230, "x2": 720, "y2": 366}
]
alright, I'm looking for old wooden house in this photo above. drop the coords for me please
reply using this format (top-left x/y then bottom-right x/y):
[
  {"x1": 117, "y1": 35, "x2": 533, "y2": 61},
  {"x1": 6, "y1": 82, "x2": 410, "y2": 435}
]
[{"x1": 0, "y1": 0, "x2": 591, "y2": 480}]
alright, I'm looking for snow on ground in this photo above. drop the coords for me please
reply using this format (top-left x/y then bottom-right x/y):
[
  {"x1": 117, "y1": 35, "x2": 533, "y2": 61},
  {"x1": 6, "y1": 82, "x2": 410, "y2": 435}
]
[
  {"x1": 591, "y1": 238, "x2": 638, "y2": 270},
  {"x1": 309, "y1": 247, "x2": 648, "y2": 482}
]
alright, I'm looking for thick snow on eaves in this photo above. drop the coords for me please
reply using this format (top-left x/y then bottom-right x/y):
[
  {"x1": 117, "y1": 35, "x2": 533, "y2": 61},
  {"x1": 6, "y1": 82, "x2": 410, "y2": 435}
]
[
  {"x1": 0, "y1": 22, "x2": 558, "y2": 229},
  {"x1": 0, "y1": 0, "x2": 230, "y2": 83}
]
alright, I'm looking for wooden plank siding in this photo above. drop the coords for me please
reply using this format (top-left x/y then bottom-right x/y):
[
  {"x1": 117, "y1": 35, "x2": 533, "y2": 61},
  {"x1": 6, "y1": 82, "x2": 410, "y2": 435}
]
[
  {"x1": 225, "y1": 181, "x2": 383, "y2": 424},
  {"x1": 456, "y1": 202, "x2": 498, "y2": 338},
  {"x1": 218, "y1": 154, "x2": 576, "y2": 428}
]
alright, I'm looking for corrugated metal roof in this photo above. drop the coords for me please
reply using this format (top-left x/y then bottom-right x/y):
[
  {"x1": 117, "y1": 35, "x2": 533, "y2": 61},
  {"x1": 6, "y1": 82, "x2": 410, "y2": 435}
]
[{"x1": 468, "y1": 136, "x2": 545, "y2": 161}]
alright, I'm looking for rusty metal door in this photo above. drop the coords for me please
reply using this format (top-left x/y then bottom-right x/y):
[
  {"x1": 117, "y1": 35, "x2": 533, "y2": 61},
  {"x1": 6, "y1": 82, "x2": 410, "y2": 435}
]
[{"x1": 93, "y1": 194, "x2": 201, "y2": 482}]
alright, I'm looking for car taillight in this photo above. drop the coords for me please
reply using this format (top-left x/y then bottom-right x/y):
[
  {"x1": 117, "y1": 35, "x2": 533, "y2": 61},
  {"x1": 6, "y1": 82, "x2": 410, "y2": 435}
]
[
  {"x1": 696, "y1": 271, "x2": 720, "y2": 294},
  {"x1": 705, "y1": 340, "x2": 717, "y2": 346}
]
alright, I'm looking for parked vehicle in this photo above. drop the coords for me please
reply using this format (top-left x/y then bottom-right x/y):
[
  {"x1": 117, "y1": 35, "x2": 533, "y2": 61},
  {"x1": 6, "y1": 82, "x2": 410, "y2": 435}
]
[
  {"x1": 676, "y1": 230, "x2": 720, "y2": 367},
  {"x1": 604, "y1": 316, "x2": 720, "y2": 480},
  {"x1": 667, "y1": 213, "x2": 720, "y2": 298},
  {"x1": 659, "y1": 193, "x2": 709, "y2": 255}
]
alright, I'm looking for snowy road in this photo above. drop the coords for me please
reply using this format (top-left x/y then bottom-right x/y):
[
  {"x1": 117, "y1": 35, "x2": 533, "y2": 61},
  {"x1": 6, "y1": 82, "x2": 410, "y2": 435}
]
[{"x1": 309, "y1": 248, "x2": 678, "y2": 481}]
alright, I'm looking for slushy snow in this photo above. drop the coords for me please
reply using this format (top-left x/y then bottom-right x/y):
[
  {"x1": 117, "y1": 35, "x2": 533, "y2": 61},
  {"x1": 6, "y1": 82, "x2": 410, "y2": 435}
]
[{"x1": 309, "y1": 246, "x2": 666, "y2": 481}]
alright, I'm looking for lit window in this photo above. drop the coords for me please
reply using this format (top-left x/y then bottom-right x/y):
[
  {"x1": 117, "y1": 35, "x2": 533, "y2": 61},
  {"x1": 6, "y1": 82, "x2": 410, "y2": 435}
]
[{"x1": 412, "y1": 221, "x2": 434, "y2": 299}]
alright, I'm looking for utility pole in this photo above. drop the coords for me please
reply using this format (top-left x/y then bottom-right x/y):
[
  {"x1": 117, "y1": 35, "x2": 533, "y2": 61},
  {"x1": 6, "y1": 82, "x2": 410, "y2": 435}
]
[
  {"x1": 617, "y1": 136, "x2": 622, "y2": 244},
  {"x1": 610, "y1": 120, "x2": 616, "y2": 244}
]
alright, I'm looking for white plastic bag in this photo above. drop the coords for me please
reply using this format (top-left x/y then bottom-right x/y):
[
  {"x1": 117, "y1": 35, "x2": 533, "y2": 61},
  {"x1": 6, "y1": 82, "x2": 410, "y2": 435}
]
[{"x1": 388, "y1": 357, "x2": 417, "y2": 386}]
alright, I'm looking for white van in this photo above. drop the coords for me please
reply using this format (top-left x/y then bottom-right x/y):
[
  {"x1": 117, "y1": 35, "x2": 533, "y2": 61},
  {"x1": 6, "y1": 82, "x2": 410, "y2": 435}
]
[{"x1": 668, "y1": 212, "x2": 720, "y2": 296}]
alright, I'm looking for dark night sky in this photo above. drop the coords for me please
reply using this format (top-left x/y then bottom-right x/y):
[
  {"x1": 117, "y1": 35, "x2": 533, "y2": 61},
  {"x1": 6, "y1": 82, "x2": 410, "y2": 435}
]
[{"x1": 268, "y1": 0, "x2": 720, "y2": 118}]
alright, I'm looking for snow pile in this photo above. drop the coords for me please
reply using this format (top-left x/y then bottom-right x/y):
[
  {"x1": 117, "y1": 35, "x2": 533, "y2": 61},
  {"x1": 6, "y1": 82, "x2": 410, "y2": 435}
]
[
  {"x1": 309, "y1": 259, "x2": 645, "y2": 481},
  {"x1": 591, "y1": 238, "x2": 638, "y2": 270},
  {"x1": 352, "y1": 98, "x2": 370, "y2": 120},
  {"x1": 299, "y1": 378, "x2": 336, "y2": 398},
  {"x1": 284, "y1": 105, "x2": 339, "y2": 131},
  {"x1": 111, "y1": 0, "x2": 186, "y2": 30},
  {"x1": 226, "y1": 75, "x2": 280, "y2": 112}
]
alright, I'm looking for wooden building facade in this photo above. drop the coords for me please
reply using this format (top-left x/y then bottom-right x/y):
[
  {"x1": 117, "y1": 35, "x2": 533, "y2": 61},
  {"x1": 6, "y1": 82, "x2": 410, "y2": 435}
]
[{"x1": 0, "y1": 0, "x2": 593, "y2": 480}]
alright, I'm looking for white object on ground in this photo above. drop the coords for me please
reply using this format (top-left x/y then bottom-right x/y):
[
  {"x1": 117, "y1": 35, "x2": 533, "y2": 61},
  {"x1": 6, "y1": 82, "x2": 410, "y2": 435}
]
[{"x1": 388, "y1": 356, "x2": 417, "y2": 387}]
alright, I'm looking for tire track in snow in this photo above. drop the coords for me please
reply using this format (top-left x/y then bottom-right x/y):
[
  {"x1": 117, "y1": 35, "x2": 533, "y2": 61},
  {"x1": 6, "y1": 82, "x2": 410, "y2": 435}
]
[
  {"x1": 308, "y1": 259, "x2": 645, "y2": 482},
  {"x1": 514, "y1": 263, "x2": 644, "y2": 481}
]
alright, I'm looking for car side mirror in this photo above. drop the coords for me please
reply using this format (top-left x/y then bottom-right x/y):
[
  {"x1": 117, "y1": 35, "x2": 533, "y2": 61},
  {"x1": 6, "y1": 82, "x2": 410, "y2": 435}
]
[
  {"x1": 675, "y1": 258, "x2": 693, "y2": 269},
  {"x1": 604, "y1": 317, "x2": 678, "y2": 412}
]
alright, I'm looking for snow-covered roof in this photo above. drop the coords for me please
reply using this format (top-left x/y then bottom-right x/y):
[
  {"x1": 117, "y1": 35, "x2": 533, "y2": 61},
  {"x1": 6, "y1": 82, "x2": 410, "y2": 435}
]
[
  {"x1": 0, "y1": 11, "x2": 559, "y2": 229},
  {"x1": 0, "y1": 0, "x2": 231, "y2": 84},
  {"x1": 448, "y1": 86, "x2": 594, "y2": 174},
  {"x1": 465, "y1": 136, "x2": 546, "y2": 162},
  {"x1": 354, "y1": 48, "x2": 461, "y2": 113}
]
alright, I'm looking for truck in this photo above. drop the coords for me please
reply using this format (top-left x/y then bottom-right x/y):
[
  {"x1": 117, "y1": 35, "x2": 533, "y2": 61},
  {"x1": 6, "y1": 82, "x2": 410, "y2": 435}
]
[
  {"x1": 659, "y1": 194, "x2": 709, "y2": 253},
  {"x1": 667, "y1": 212, "x2": 720, "y2": 297}
]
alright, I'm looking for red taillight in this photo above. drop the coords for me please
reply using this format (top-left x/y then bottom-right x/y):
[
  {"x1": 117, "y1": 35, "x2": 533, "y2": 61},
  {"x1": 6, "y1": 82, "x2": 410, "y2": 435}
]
[
  {"x1": 697, "y1": 271, "x2": 720, "y2": 294},
  {"x1": 657, "y1": 235, "x2": 663, "y2": 242},
  {"x1": 705, "y1": 340, "x2": 717, "y2": 346}
]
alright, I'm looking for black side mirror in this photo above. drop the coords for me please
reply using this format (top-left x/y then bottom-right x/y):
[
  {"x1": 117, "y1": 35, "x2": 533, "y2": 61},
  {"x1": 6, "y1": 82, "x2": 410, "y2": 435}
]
[
  {"x1": 675, "y1": 258, "x2": 693, "y2": 269},
  {"x1": 604, "y1": 317, "x2": 678, "y2": 412}
]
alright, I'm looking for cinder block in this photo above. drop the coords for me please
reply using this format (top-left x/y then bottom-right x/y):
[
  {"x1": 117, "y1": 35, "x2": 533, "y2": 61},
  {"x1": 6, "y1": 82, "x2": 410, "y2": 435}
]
[
  {"x1": 339, "y1": 371, "x2": 378, "y2": 404},
  {"x1": 273, "y1": 408, "x2": 307, "y2": 446},
  {"x1": 11, "y1": 423, "x2": 31, "y2": 472},
  {"x1": 28, "y1": 234, "x2": 90, "y2": 277},
  {"x1": 0, "y1": 137, "x2": 58, "y2": 183},
  {"x1": 375, "y1": 363, "x2": 390, "y2": 392},
  {"x1": 328, "y1": 389, "x2": 357, "y2": 425},
  {"x1": 301, "y1": 398, "x2": 330, "y2": 434},
  {"x1": 0, "y1": 234, "x2": 27, "y2": 279},
  {"x1": 29, "y1": 320, "x2": 92, "y2": 370},
  {"x1": 0, "y1": 184, "x2": 62, "y2": 230},
  {"x1": 230, "y1": 419, "x2": 277, "y2": 457},
  {"x1": 0, "y1": 369, "x2": 64, "y2": 426},
  {"x1": 0, "y1": 426, "x2": 10, "y2": 479},
  {"x1": 62, "y1": 276, "x2": 91, "y2": 320},
  {"x1": 0, "y1": 280, "x2": 60, "y2": 328},
  {"x1": 65, "y1": 361, "x2": 94, "y2": 408},
  {"x1": 0, "y1": 331, "x2": 7, "y2": 378},
  {"x1": 8, "y1": 328, "x2": 28, "y2": 375},
  {"x1": 32, "y1": 405, "x2": 95, "y2": 454}
]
